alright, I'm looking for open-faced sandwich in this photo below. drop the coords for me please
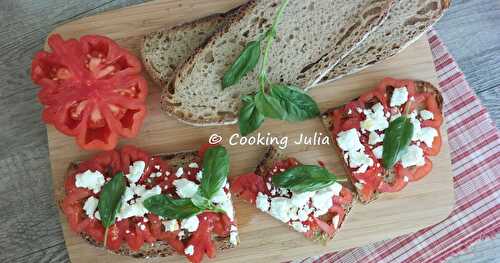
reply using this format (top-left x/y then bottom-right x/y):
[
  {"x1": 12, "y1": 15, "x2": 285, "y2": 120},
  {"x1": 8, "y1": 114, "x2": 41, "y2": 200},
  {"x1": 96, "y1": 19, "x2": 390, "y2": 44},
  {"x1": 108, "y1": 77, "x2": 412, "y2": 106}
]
[
  {"x1": 61, "y1": 144, "x2": 238, "y2": 263},
  {"x1": 231, "y1": 147, "x2": 354, "y2": 242},
  {"x1": 322, "y1": 77, "x2": 444, "y2": 203}
]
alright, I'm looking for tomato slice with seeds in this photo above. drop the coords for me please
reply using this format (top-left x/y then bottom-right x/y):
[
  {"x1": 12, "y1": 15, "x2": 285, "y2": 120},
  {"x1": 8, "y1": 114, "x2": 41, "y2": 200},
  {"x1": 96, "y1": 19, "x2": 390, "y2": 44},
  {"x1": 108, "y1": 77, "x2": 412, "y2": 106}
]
[{"x1": 31, "y1": 34, "x2": 148, "y2": 151}]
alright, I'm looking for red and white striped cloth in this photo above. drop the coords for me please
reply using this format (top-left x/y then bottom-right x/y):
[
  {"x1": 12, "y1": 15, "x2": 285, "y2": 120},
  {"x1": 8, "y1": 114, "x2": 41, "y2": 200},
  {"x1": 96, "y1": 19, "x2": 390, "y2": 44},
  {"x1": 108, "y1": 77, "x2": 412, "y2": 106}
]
[{"x1": 298, "y1": 29, "x2": 500, "y2": 263}]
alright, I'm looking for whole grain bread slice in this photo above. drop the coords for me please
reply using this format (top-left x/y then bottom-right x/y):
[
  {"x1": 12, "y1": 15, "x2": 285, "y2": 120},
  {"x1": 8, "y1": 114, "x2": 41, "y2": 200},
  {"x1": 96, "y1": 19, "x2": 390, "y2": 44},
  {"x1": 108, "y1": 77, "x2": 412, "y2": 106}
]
[
  {"x1": 141, "y1": 14, "x2": 225, "y2": 86},
  {"x1": 63, "y1": 150, "x2": 234, "y2": 258},
  {"x1": 254, "y1": 146, "x2": 355, "y2": 242},
  {"x1": 162, "y1": 0, "x2": 394, "y2": 126},
  {"x1": 315, "y1": 0, "x2": 452, "y2": 86},
  {"x1": 320, "y1": 80, "x2": 444, "y2": 203}
]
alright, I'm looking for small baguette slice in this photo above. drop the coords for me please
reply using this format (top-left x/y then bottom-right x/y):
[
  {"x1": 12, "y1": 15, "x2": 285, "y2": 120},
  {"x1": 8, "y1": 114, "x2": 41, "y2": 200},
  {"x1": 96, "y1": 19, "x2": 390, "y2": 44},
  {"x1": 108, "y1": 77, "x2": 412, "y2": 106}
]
[
  {"x1": 253, "y1": 146, "x2": 354, "y2": 242},
  {"x1": 163, "y1": 0, "x2": 393, "y2": 126},
  {"x1": 65, "y1": 150, "x2": 234, "y2": 258},
  {"x1": 321, "y1": 80, "x2": 444, "y2": 203},
  {"x1": 317, "y1": 0, "x2": 452, "y2": 86}
]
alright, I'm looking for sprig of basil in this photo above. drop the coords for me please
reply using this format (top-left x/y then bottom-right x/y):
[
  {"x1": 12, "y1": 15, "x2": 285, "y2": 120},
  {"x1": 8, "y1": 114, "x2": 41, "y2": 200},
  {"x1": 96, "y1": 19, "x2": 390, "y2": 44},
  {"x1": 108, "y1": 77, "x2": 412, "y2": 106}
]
[
  {"x1": 269, "y1": 84, "x2": 320, "y2": 121},
  {"x1": 144, "y1": 146, "x2": 231, "y2": 220},
  {"x1": 222, "y1": 41, "x2": 261, "y2": 89},
  {"x1": 144, "y1": 195, "x2": 202, "y2": 219},
  {"x1": 98, "y1": 172, "x2": 126, "y2": 247},
  {"x1": 239, "y1": 96, "x2": 265, "y2": 136},
  {"x1": 382, "y1": 116, "x2": 414, "y2": 169},
  {"x1": 271, "y1": 165, "x2": 338, "y2": 193},
  {"x1": 200, "y1": 146, "x2": 230, "y2": 199}
]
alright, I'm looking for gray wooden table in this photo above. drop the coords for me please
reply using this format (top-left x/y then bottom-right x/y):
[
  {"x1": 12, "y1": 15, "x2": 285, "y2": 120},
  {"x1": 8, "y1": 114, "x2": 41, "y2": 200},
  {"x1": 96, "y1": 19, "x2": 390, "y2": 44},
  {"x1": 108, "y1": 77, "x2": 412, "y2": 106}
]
[{"x1": 0, "y1": 0, "x2": 498, "y2": 262}]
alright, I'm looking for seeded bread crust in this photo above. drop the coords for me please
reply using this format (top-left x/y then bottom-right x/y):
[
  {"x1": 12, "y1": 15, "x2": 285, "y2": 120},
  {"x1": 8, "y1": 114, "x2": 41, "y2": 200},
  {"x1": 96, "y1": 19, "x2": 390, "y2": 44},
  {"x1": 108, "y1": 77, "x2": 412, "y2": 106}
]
[
  {"x1": 162, "y1": 0, "x2": 394, "y2": 126},
  {"x1": 320, "y1": 80, "x2": 444, "y2": 203},
  {"x1": 63, "y1": 150, "x2": 234, "y2": 258},
  {"x1": 317, "y1": 0, "x2": 452, "y2": 86},
  {"x1": 254, "y1": 146, "x2": 354, "y2": 242}
]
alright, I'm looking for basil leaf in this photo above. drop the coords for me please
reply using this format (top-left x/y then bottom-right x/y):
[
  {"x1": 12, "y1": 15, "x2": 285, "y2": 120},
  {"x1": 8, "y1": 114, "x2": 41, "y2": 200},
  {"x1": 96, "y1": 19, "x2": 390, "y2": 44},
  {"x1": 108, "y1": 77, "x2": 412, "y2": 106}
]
[
  {"x1": 98, "y1": 172, "x2": 126, "y2": 228},
  {"x1": 222, "y1": 41, "x2": 261, "y2": 89},
  {"x1": 200, "y1": 146, "x2": 229, "y2": 199},
  {"x1": 239, "y1": 96, "x2": 265, "y2": 136},
  {"x1": 271, "y1": 165, "x2": 337, "y2": 193},
  {"x1": 255, "y1": 91, "x2": 287, "y2": 120},
  {"x1": 382, "y1": 116, "x2": 414, "y2": 169},
  {"x1": 191, "y1": 191, "x2": 212, "y2": 209},
  {"x1": 144, "y1": 195, "x2": 202, "y2": 219},
  {"x1": 270, "y1": 84, "x2": 320, "y2": 122}
]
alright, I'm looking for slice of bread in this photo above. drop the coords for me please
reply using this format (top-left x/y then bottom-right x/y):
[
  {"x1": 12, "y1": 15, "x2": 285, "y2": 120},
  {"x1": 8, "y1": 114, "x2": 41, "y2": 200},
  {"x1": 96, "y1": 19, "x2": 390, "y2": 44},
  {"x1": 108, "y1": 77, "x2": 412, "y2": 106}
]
[
  {"x1": 64, "y1": 150, "x2": 235, "y2": 258},
  {"x1": 320, "y1": 80, "x2": 444, "y2": 203},
  {"x1": 254, "y1": 146, "x2": 354, "y2": 242},
  {"x1": 316, "y1": 0, "x2": 452, "y2": 86},
  {"x1": 141, "y1": 14, "x2": 225, "y2": 86},
  {"x1": 162, "y1": 0, "x2": 394, "y2": 126}
]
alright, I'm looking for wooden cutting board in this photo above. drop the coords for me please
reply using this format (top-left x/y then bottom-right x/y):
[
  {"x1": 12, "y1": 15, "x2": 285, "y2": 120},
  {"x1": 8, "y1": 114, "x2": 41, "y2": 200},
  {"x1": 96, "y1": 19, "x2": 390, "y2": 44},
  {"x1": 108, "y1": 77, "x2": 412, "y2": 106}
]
[{"x1": 46, "y1": 0, "x2": 455, "y2": 262}]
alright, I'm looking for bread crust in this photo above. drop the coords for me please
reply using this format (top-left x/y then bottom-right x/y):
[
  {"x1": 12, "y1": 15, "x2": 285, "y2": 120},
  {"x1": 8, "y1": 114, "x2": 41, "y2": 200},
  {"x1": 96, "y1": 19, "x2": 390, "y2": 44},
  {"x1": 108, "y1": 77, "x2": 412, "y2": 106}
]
[
  {"x1": 61, "y1": 150, "x2": 235, "y2": 259},
  {"x1": 320, "y1": 80, "x2": 444, "y2": 203},
  {"x1": 254, "y1": 146, "x2": 354, "y2": 242}
]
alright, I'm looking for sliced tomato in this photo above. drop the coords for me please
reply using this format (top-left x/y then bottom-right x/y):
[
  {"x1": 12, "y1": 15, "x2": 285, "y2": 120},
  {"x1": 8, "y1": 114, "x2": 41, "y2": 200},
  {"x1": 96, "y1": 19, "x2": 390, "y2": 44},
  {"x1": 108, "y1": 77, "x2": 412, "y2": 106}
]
[
  {"x1": 421, "y1": 94, "x2": 443, "y2": 128},
  {"x1": 85, "y1": 220, "x2": 105, "y2": 243},
  {"x1": 378, "y1": 172, "x2": 408, "y2": 193},
  {"x1": 119, "y1": 145, "x2": 151, "y2": 177},
  {"x1": 31, "y1": 34, "x2": 148, "y2": 151},
  {"x1": 231, "y1": 173, "x2": 268, "y2": 203},
  {"x1": 105, "y1": 224, "x2": 122, "y2": 251},
  {"x1": 312, "y1": 217, "x2": 335, "y2": 237},
  {"x1": 408, "y1": 157, "x2": 433, "y2": 182},
  {"x1": 333, "y1": 187, "x2": 353, "y2": 206}
]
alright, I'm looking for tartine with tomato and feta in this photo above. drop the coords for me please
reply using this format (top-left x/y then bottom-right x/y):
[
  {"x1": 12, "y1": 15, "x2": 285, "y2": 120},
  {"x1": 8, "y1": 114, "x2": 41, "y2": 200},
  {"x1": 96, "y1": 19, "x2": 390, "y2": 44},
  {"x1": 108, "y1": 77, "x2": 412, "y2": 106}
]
[
  {"x1": 322, "y1": 78, "x2": 444, "y2": 203},
  {"x1": 232, "y1": 147, "x2": 354, "y2": 242},
  {"x1": 61, "y1": 144, "x2": 238, "y2": 263}
]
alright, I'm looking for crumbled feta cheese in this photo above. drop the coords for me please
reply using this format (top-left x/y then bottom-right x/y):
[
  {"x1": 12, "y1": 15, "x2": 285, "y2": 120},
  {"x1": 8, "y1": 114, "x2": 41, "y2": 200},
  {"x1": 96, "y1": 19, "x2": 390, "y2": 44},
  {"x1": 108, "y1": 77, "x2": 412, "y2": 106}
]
[
  {"x1": 291, "y1": 221, "x2": 310, "y2": 233},
  {"x1": 175, "y1": 167, "x2": 184, "y2": 177},
  {"x1": 95, "y1": 211, "x2": 101, "y2": 220},
  {"x1": 256, "y1": 192, "x2": 270, "y2": 212},
  {"x1": 347, "y1": 150, "x2": 374, "y2": 169},
  {"x1": 126, "y1": 161, "x2": 146, "y2": 183},
  {"x1": 266, "y1": 182, "x2": 272, "y2": 190},
  {"x1": 117, "y1": 185, "x2": 161, "y2": 220},
  {"x1": 332, "y1": 214, "x2": 340, "y2": 229},
  {"x1": 173, "y1": 178, "x2": 199, "y2": 198},
  {"x1": 195, "y1": 170, "x2": 203, "y2": 181},
  {"x1": 401, "y1": 145, "x2": 426, "y2": 168},
  {"x1": 368, "y1": 132, "x2": 384, "y2": 145},
  {"x1": 297, "y1": 208, "x2": 311, "y2": 221},
  {"x1": 178, "y1": 231, "x2": 185, "y2": 240},
  {"x1": 390, "y1": 87, "x2": 409, "y2": 107},
  {"x1": 404, "y1": 176, "x2": 410, "y2": 183},
  {"x1": 188, "y1": 162, "x2": 199, "y2": 168},
  {"x1": 139, "y1": 224, "x2": 146, "y2": 230},
  {"x1": 290, "y1": 191, "x2": 314, "y2": 208},
  {"x1": 336, "y1": 129, "x2": 364, "y2": 152},
  {"x1": 311, "y1": 188, "x2": 335, "y2": 217},
  {"x1": 372, "y1": 145, "x2": 384, "y2": 159},
  {"x1": 419, "y1": 127, "x2": 438, "y2": 147},
  {"x1": 218, "y1": 194, "x2": 236, "y2": 221},
  {"x1": 184, "y1": 245, "x2": 195, "y2": 256},
  {"x1": 410, "y1": 115, "x2": 422, "y2": 141},
  {"x1": 329, "y1": 183, "x2": 343, "y2": 196},
  {"x1": 75, "y1": 170, "x2": 106, "y2": 194},
  {"x1": 181, "y1": 216, "x2": 200, "y2": 232},
  {"x1": 83, "y1": 196, "x2": 99, "y2": 219},
  {"x1": 270, "y1": 197, "x2": 293, "y2": 223},
  {"x1": 163, "y1": 220, "x2": 179, "y2": 232},
  {"x1": 211, "y1": 188, "x2": 227, "y2": 204},
  {"x1": 420, "y1": 110, "x2": 434, "y2": 120},
  {"x1": 361, "y1": 103, "x2": 389, "y2": 132},
  {"x1": 229, "y1": 225, "x2": 239, "y2": 245}
]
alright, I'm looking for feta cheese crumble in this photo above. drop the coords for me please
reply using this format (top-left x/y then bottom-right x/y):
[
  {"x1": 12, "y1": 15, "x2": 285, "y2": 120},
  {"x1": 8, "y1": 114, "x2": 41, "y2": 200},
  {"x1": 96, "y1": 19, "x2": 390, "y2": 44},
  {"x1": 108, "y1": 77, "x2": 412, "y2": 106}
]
[
  {"x1": 117, "y1": 185, "x2": 161, "y2": 220},
  {"x1": 75, "y1": 170, "x2": 106, "y2": 194},
  {"x1": 173, "y1": 178, "x2": 199, "y2": 198},
  {"x1": 368, "y1": 132, "x2": 384, "y2": 145},
  {"x1": 83, "y1": 196, "x2": 99, "y2": 219},
  {"x1": 419, "y1": 110, "x2": 434, "y2": 120},
  {"x1": 175, "y1": 167, "x2": 184, "y2": 177},
  {"x1": 337, "y1": 129, "x2": 364, "y2": 152},
  {"x1": 126, "y1": 161, "x2": 146, "y2": 183},
  {"x1": 256, "y1": 192, "x2": 270, "y2": 212},
  {"x1": 372, "y1": 145, "x2": 383, "y2": 159},
  {"x1": 184, "y1": 245, "x2": 195, "y2": 256},
  {"x1": 361, "y1": 103, "x2": 389, "y2": 132},
  {"x1": 181, "y1": 216, "x2": 199, "y2": 232},
  {"x1": 162, "y1": 220, "x2": 179, "y2": 232},
  {"x1": 390, "y1": 87, "x2": 409, "y2": 107},
  {"x1": 401, "y1": 145, "x2": 426, "y2": 168}
]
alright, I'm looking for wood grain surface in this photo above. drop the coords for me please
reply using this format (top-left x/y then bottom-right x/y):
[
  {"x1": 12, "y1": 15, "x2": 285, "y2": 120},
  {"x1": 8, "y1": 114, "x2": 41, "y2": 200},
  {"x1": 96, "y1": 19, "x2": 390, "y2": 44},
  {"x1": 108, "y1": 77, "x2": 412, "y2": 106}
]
[
  {"x1": 45, "y1": 1, "x2": 455, "y2": 262},
  {"x1": 0, "y1": 0, "x2": 498, "y2": 262}
]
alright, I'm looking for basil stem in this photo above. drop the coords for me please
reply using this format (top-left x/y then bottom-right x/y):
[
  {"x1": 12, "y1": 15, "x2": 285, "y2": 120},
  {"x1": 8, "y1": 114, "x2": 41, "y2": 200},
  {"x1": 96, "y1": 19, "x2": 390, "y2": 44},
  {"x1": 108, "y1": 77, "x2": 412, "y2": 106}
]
[{"x1": 97, "y1": 172, "x2": 126, "y2": 248}]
